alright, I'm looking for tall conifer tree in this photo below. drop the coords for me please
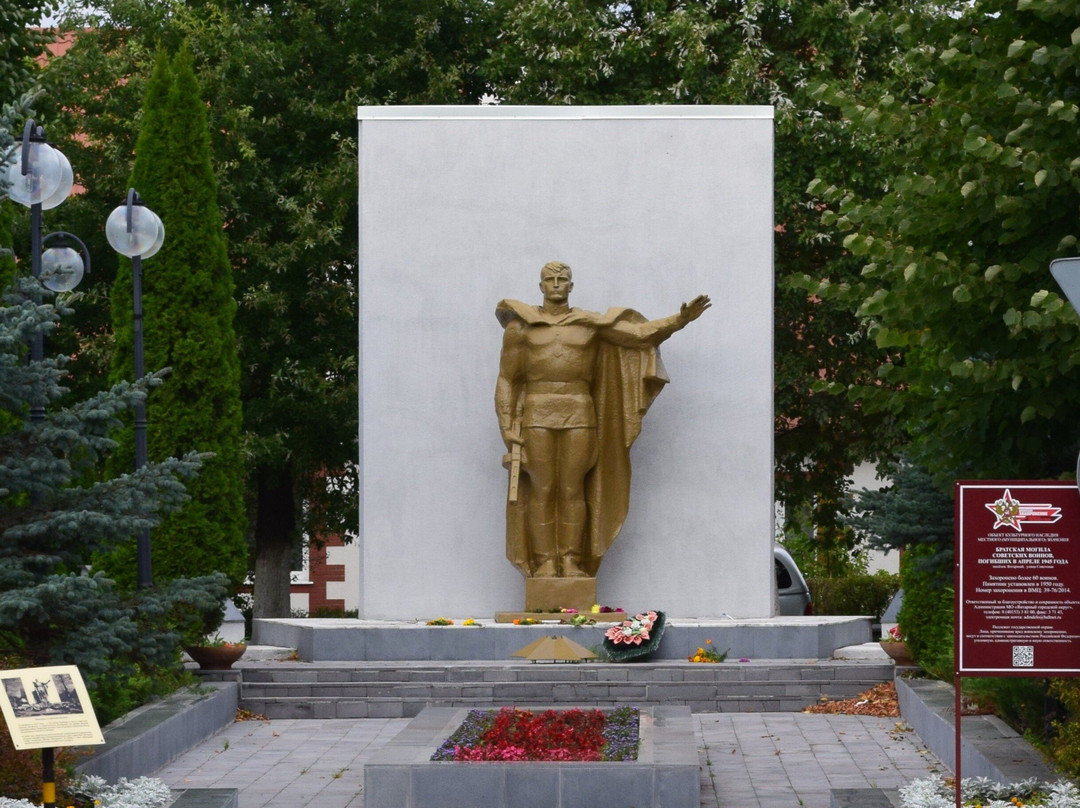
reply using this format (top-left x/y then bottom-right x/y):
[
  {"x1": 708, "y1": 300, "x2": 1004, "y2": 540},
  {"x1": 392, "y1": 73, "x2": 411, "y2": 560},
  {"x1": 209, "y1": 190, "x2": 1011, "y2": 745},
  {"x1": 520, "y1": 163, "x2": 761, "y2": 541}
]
[
  {"x1": 107, "y1": 46, "x2": 246, "y2": 588},
  {"x1": 0, "y1": 277, "x2": 228, "y2": 718}
]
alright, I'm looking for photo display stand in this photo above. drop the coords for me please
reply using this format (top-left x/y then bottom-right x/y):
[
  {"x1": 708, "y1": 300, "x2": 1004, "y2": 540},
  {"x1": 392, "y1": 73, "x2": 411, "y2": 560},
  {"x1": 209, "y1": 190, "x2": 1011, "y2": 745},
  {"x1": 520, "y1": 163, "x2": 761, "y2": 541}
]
[
  {"x1": 955, "y1": 481, "x2": 1080, "y2": 807},
  {"x1": 0, "y1": 665, "x2": 104, "y2": 808}
]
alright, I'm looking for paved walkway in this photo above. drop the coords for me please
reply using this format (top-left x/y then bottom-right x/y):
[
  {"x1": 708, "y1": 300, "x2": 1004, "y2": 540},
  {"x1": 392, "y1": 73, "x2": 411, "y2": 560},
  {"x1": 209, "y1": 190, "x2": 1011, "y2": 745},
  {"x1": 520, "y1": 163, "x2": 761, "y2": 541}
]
[{"x1": 153, "y1": 711, "x2": 945, "y2": 807}]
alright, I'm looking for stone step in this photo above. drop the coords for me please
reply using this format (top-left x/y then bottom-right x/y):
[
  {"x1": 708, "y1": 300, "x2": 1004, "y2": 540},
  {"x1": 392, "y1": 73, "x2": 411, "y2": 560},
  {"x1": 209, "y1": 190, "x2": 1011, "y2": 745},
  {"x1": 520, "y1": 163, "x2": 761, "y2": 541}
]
[
  {"x1": 221, "y1": 660, "x2": 894, "y2": 719},
  {"x1": 236, "y1": 659, "x2": 891, "y2": 685},
  {"x1": 242, "y1": 692, "x2": 859, "y2": 720}
]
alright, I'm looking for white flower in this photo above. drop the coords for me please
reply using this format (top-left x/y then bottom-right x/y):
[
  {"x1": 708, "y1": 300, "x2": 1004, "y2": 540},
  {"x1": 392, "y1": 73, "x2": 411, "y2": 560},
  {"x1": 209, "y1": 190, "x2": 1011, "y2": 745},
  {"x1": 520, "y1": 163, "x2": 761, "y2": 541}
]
[
  {"x1": 72, "y1": 775, "x2": 174, "y2": 808},
  {"x1": 899, "y1": 776, "x2": 1080, "y2": 808}
]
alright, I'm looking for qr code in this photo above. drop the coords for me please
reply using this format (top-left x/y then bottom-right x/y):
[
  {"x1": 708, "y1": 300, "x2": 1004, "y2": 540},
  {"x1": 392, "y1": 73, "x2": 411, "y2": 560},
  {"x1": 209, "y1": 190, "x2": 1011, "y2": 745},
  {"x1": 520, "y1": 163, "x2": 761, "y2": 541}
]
[{"x1": 1012, "y1": 645, "x2": 1035, "y2": 667}]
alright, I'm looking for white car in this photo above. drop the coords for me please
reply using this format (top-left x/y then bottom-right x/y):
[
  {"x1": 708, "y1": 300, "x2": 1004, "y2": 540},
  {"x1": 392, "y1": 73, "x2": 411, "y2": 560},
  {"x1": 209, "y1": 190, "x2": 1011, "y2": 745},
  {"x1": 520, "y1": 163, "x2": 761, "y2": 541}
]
[{"x1": 775, "y1": 545, "x2": 813, "y2": 616}]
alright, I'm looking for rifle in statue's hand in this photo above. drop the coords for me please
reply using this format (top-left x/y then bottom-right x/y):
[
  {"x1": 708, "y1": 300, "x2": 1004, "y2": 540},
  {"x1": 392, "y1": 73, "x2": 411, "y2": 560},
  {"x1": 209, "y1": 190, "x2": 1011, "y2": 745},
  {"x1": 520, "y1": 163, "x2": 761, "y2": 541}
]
[
  {"x1": 502, "y1": 405, "x2": 523, "y2": 504},
  {"x1": 507, "y1": 438, "x2": 521, "y2": 503}
]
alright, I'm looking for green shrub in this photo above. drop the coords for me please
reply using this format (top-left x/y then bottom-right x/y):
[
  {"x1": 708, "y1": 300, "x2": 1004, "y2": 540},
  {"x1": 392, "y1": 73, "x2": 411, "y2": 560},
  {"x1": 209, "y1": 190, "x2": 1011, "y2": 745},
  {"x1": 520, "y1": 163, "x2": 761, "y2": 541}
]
[
  {"x1": 88, "y1": 663, "x2": 196, "y2": 726},
  {"x1": 806, "y1": 571, "x2": 900, "y2": 617},
  {"x1": 964, "y1": 677, "x2": 1061, "y2": 748},
  {"x1": 309, "y1": 607, "x2": 360, "y2": 618},
  {"x1": 897, "y1": 544, "x2": 954, "y2": 679}
]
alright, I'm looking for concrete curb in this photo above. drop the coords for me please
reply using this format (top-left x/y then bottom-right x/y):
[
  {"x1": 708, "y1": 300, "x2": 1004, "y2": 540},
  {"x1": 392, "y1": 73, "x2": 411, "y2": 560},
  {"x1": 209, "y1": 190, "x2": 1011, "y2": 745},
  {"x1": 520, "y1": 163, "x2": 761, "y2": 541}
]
[
  {"x1": 831, "y1": 674, "x2": 1062, "y2": 807},
  {"x1": 895, "y1": 676, "x2": 1058, "y2": 782},
  {"x1": 76, "y1": 681, "x2": 238, "y2": 782}
]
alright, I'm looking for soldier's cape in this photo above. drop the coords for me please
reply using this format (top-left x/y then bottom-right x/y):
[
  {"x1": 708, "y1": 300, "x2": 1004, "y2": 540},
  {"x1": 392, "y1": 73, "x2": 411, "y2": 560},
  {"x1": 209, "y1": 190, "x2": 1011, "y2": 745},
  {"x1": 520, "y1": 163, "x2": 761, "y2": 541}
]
[{"x1": 495, "y1": 300, "x2": 669, "y2": 577}]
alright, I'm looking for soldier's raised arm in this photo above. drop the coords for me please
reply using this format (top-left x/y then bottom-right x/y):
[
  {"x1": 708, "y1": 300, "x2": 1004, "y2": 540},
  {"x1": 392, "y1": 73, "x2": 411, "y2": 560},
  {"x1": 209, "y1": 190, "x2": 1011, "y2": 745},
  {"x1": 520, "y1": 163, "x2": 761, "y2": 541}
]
[
  {"x1": 602, "y1": 294, "x2": 711, "y2": 347},
  {"x1": 679, "y1": 294, "x2": 711, "y2": 324}
]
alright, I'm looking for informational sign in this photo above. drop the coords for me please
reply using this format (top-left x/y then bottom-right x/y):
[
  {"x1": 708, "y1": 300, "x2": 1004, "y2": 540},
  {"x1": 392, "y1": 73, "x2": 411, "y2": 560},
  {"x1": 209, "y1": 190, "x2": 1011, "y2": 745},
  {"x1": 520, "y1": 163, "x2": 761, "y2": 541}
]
[
  {"x1": 0, "y1": 665, "x2": 103, "y2": 750},
  {"x1": 956, "y1": 481, "x2": 1080, "y2": 675}
]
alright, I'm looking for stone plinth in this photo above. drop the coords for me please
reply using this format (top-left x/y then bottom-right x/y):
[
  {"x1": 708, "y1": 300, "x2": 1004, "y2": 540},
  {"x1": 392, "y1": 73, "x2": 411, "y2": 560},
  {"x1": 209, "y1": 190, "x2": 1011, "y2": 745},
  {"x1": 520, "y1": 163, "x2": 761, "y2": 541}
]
[
  {"x1": 363, "y1": 705, "x2": 699, "y2": 808},
  {"x1": 524, "y1": 576, "x2": 596, "y2": 613},
  {"x1": 253, "y1": 615, "x2": 874, "y2": 661}
]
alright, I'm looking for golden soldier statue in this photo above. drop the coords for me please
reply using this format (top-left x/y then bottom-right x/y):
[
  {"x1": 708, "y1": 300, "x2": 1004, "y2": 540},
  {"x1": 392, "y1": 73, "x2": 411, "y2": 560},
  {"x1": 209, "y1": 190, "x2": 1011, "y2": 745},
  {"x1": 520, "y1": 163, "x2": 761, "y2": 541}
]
[{"x1": 496, "y1": 261, "x2": 710, "y2": 585}]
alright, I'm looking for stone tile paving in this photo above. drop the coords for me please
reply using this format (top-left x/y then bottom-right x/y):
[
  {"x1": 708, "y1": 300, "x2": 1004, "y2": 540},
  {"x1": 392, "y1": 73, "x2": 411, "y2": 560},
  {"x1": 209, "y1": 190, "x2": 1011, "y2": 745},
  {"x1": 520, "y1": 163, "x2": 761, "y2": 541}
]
[
  {"x1": 154, "y1": 712, "x2": 946, "y2": 808},
  {"x1": 155, "y1": 718, "x2": 410, "y2": 808},
  {"x1": 696, "y1": 713, "x2": 946, "y2": 807}
]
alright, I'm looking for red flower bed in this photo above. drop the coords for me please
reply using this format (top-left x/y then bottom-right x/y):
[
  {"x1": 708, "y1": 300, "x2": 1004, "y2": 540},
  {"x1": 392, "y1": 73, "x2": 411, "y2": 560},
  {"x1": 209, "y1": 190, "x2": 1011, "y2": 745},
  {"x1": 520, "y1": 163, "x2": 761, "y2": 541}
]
[{"x1": 453, "y1": 707, "x2": 606, "y2": 762}]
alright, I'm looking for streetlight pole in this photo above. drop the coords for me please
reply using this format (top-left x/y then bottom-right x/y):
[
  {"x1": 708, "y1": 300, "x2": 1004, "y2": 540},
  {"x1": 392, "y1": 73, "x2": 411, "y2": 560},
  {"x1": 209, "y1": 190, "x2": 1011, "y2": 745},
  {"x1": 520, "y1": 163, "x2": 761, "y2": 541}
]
[
  {"x1": 4, "y1": 118, "x2": 85, "y2": 808},
  {"x1": 5, "y1": 120, "x2": 83, "y2": 421},
  {"x1": 106, "y1": 188, "x2": 165, "y2": 591}
]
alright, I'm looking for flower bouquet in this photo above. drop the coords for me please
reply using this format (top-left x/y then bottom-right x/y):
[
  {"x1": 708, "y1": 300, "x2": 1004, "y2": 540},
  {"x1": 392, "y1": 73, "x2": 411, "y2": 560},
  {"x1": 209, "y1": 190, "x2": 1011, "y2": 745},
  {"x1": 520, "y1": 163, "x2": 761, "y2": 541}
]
[
  {"x1": 689, "y1": 639, "x2": 727, "y2": 663},
  {"x1": 601, "y1": 610, "x2": 666, "y2": 662}
]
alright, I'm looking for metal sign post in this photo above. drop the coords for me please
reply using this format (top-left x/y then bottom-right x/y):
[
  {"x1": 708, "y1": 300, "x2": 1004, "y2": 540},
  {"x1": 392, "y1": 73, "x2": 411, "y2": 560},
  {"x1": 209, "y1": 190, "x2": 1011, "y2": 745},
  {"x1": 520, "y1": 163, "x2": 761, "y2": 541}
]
[
  {"x1": 0, "y1": 665, "x2": 104, "y2": 806},
  {"x1": 955, "y1": 481, "x2": 1080, "y2": 806}
]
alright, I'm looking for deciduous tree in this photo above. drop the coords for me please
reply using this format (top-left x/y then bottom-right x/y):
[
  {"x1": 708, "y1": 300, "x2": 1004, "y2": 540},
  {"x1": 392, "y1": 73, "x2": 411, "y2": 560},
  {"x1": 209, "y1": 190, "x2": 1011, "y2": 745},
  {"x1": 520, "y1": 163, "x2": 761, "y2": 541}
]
[
  {"x1": 805, "y1": 0, "x2": 1080, "y2": 482},
  {"x1": 0, "y1": 0, "x2": 53, "y2": 104},
  {"x1": 38, "y1": 0, "x2": 498, "y2": 615}
]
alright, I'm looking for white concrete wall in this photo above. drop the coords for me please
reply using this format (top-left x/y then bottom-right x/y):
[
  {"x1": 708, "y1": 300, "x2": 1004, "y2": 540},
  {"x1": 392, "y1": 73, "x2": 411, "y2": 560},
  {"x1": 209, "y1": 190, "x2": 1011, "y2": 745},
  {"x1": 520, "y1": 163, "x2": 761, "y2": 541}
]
[{"x1": 357, "y1": 106, "x2": 774, "y2": 619}]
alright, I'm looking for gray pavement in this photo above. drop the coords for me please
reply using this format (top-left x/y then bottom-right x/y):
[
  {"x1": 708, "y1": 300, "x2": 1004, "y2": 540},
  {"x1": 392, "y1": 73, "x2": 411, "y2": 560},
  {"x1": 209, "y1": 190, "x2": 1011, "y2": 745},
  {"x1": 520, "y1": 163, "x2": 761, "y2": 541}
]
[{"x1": 152, "y1": 711, "x2": 946, "y2": 807}]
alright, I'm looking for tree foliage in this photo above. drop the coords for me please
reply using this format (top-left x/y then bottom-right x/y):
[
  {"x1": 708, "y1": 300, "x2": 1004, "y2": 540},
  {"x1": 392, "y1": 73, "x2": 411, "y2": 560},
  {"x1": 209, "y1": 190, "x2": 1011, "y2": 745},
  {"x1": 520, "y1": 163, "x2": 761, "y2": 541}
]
[
  {"x1": 804, "y1": 0, "x2": 1080, "y2": 482},
  {"x1": 847, "y1": 459, "x2": 954, "y2": 583},
  {"x1": 0, "y1": 277, "x2": 227, "y2": 714},
  {"x1": 845, "y1": 460, "x2": 954, "y2": 673},
  {"x1": 0, "y1": 0, "x2": 54, "y2": 104},
  {"x1": 38, "y1": 0, "x2": 499, "y2": 615},
  {"x1": 34, "y1": 0, "x2": 942, "y2": 587},
  {"x1": 1, "y1": 93, "x2": 43, "y2": 292},
  {"x1": 104, "y1": 45, "x2": 247, "y2": 589}
]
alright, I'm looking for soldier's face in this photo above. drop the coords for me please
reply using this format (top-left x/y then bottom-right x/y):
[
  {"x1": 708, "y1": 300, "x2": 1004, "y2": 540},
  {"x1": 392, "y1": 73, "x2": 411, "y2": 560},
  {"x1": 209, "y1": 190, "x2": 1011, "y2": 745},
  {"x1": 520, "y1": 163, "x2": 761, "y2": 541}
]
[{"x1": 540, "y1": 269, "x2": 572, "y2": 302}]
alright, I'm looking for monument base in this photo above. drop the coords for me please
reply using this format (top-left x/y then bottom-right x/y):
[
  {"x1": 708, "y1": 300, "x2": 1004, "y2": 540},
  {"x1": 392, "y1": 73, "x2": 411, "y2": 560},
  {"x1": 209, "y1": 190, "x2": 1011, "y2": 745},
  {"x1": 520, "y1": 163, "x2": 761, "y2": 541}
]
[
  {"x1": 253, "y1": 615, "x2": 876, "y2": 661},
  {"x1": 523, "y1": 576, "x2": 596, "y2": 613}
]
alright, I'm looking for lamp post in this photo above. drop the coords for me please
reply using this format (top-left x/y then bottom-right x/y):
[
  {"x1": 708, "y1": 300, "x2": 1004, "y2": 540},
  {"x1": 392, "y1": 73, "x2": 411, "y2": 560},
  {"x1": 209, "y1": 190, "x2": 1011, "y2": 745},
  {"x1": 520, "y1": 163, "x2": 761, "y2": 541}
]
[
  {"x1": 106, "y1": 188, "x2": 165, "y2": 590},
  {"x1": 4, "y1": 120, "x2": 88, "y2": 423},
  {"x1": 4, "y1": 119, "x2": 88, "y2": 808}
]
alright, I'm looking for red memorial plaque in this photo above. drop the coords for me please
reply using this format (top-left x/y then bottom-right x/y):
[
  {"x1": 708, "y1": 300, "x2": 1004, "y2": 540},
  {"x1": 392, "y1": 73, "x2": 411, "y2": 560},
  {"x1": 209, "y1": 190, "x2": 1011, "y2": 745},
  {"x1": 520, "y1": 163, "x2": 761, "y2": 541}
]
[{"x1": 956, "y1": 481, "x2": 1080, "y2": 675}]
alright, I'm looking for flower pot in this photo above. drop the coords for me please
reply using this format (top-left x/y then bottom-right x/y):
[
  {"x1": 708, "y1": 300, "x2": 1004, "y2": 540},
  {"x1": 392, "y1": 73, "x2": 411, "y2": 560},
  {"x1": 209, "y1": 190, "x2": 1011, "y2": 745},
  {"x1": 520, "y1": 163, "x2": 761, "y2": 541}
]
[
  {"x1": 879, "y1": 640, "x2": 914, "y2": 666},
  {"x1": 185, "y1": 643, "x2": 246, "y2": 670}
]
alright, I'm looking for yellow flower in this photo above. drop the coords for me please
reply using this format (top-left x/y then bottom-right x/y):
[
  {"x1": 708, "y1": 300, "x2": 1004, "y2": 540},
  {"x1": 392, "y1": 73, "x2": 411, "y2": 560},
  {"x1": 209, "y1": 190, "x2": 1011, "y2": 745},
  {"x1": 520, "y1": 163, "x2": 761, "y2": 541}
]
[{"x1": 591, "y1": 604, "x2": 601, "y2": 613}]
